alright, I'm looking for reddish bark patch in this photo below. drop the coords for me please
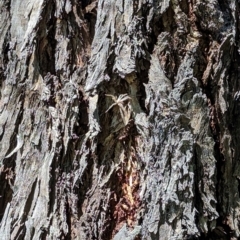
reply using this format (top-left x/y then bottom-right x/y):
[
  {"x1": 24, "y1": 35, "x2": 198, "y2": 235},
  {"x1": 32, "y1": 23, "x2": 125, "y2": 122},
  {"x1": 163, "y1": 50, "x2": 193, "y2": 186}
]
[{"x1": 111, "y1": 148, "x2": 141, "y2": 237}]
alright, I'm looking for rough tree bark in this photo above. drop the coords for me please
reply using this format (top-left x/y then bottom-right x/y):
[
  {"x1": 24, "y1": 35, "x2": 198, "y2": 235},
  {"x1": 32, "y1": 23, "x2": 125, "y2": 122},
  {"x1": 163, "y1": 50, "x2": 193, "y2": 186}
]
[{"x1": 0, "y1": 0, "x2": 240, "y2": 239}]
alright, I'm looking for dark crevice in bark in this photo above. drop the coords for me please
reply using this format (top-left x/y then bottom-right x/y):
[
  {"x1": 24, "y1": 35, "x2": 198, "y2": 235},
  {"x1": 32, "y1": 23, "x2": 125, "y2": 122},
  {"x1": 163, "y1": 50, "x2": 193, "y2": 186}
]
[
  {"x1": 1, "y1": 30, "x2": 10, "y2": 66},
  {"x1": 81, "y1": 0, "x2": 91, "y2": 9},
  {"x1": 193, "y1": 144, "x2": 203, "y2": 235},
  {"x1": 76, "y1": 98, "x2": 89, "y2": 136},
  {"x1": 0, "y1": 171, "x2": 13, "y2": 221},
  {"x1": 179, "y1": 0, "x2": 189, "y2": 15},
  {"x1": 58, "y1": 142, "x2": 65, "y2": 171},
  {"x1": 22, "y1": 179, "x2": 38, "y2": 222},
  {"x1": 136, "y1": 72, "x2": 148, "y2": 113},
  {"x1": 3, "y1": 0, "x2": 11, "y2": 12},
  {"x1": 48, "y1": 157, "x2": 57, "y2": 216},
  {"x1": 40, "y1": 230, "x2": 48, "y2": 240},
  {"x1": 13, "y1": 229, "x2": 25, "y2": 240},
  {"x1": 0, "y1": 66, "x2": 3, "y2": 97},
  {"x1": 193, "y1": 18, "x2": 218, "y2": 43},
  {"x1": 134, "y1": 7, "x2": 161, "y2": 114},
  {"x1": 217, "y1": 0, "x2": 234, "y2": 28},
  {"x1": 214, "y1": 143, "x2": 228, "y2": 235},
  {"x1": 232, "y1": 10, "x2": 240, "y2": 199},
  {"x1": 82, "y1": 0, "x2": 97, "y2": 42},
  {"x1": 36, "y1": 2, "x2": 57, "y2": 77},
  {"x1": 237, "y1": 178, "x2": 240, "y2": 199},
  {"x1": 158, "y1": 3, "x2": 176, "y2": 34},
  {"x1": 65, "y1": 196, "x2": 72, "y2": 240}
]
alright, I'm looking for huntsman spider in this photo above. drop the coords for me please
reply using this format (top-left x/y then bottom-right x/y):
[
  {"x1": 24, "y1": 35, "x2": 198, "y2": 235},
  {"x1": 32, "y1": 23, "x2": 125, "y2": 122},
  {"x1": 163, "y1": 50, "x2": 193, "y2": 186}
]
[{"x1": 105, "y1": 94, "x2": 132, "y2": 125}]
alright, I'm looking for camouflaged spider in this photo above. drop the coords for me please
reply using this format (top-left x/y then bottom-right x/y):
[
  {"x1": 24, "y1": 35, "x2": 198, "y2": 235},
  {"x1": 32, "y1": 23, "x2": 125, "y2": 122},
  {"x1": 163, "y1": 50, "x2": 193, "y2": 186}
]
[{"x1": 105, "y1": 94, "x2": 132, "y2": 125}]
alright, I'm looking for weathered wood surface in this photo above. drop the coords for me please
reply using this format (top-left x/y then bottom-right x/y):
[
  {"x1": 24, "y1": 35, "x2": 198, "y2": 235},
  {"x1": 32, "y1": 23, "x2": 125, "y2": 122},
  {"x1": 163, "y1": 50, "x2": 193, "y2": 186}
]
[{"x1": 0, "y1": 0, "x2": 240, "y2": 239}]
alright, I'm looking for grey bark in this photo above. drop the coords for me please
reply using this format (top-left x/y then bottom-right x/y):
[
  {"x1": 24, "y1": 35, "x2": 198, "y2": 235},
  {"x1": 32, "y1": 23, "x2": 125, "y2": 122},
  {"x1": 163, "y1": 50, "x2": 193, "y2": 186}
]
[{"x1": 0, "y1": 0, "x2": 240, "y2": 239}]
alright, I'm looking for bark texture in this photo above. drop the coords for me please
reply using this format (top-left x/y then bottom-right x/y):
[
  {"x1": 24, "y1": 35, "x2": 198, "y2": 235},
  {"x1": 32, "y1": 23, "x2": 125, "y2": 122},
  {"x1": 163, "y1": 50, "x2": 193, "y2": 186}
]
[{"x1": 0, "y1": 0, "x2": 240, "y2": 239}]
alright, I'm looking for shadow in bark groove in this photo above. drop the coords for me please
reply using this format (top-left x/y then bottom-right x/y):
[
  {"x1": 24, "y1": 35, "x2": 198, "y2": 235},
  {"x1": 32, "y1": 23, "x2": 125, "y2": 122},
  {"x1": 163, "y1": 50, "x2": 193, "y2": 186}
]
[
  {"x1": 35, "y1": 1, "x2": 57, "y2": 78},
  {"x1": 0, "y1": 168, "x2": 13, "y2": 222}
]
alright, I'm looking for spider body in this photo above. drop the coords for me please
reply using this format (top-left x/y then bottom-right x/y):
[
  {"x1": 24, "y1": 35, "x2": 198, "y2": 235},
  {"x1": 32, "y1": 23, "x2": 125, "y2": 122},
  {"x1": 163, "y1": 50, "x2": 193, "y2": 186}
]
[{"x1": 105, "y1": 94, "x2": 132, "y2": 125}]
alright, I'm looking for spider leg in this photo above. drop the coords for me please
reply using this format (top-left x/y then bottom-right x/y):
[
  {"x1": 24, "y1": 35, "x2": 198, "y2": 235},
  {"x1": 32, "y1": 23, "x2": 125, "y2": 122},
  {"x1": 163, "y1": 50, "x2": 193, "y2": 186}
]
[
  {"x1": 105, "y1": 94, "x2": 117, "y2": 102},
  {"x1": 105, "y1": 103, "x2": 117, "y2": 113},
  {"x1": 119, "y1": 96, "x2": 132, "y2": 102},
  {"x1": 118, "y1": 103, "x2": 129, "y2": 125},
  {"x1": 119, "y1": 108, "x2": 127, "y2": 125}
]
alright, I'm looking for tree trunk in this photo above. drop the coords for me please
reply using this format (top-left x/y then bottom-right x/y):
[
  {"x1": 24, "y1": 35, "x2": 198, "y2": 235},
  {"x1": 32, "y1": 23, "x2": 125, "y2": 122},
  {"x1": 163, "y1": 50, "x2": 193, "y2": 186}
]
[{"x1": 0, "y1": 0, "x2": 240, "y2": 239}]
